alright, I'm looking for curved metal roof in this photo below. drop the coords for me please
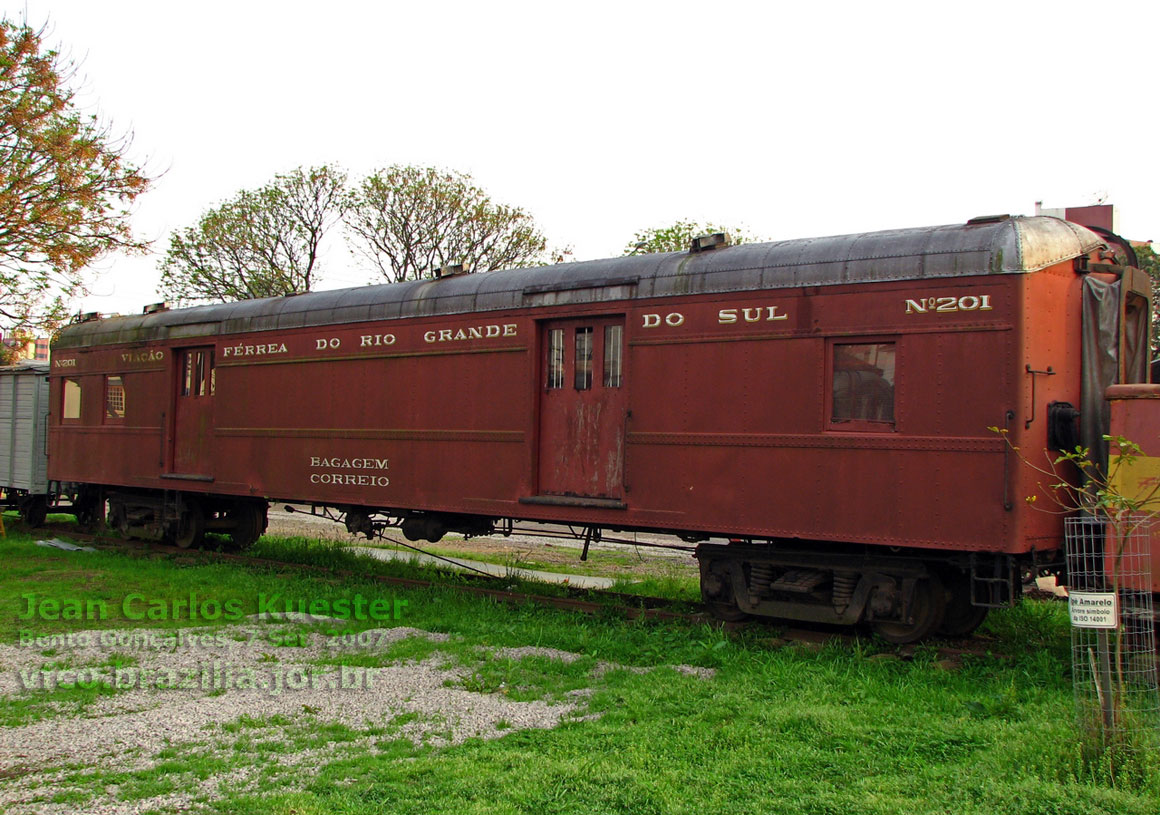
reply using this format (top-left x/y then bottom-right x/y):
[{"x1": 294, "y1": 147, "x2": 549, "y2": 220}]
[
  {"x1": 0, "y1": 361, "x2": 49, "y2": 374},
  {"x1": 55, "y1": 215, "x2": 1102, "y2": 350}
]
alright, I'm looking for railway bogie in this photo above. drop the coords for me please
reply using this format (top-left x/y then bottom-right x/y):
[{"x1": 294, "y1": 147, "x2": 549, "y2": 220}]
[{"x1": 102, "y1": 489, "x2": 267, "y2": 549}]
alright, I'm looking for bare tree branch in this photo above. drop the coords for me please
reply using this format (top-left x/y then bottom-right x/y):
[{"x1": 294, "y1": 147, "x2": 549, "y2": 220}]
[
  {"x1": 344, "y1": 165, "x2": 548, "y2": 283},
  {"x1": 158, "y1": 165, "x2": 346, "y2": 304}
]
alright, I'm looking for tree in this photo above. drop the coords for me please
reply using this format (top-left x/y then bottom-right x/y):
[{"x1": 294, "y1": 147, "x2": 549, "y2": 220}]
[
  {"x1": 158, "y1": 165, "x2": 346, "y2": 304},
  {"x1": 623, "y1": 220, "x2": 754, "y2": 256},
  {"x1": 0, "y1": 20, "x2": 150, "y2": 333},
  {"x1": 1133, "y1": 242, "x2": 1160, "y2": 350},
  {"x1": 345, "y1": 165, "x2": 547, "y2": 283}
]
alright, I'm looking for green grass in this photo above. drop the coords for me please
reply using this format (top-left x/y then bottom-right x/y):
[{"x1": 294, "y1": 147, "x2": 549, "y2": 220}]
[{"x1": 0, "y1": 518, "x2": 1157, "y2": 814}]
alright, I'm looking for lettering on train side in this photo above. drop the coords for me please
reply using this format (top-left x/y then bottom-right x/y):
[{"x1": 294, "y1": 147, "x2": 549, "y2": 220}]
[
  {"x1": 308, "y1": 455, "x2": 391, "y2": 487},
  {"x1": 718, "y1": 306, "x2": 789, "y2": 324},
  {"x1": 642, "y1": 313, "x2": 685, "y2": 328},
  {"x1": 422, "y1": 324, "x2": 516, "y2": 343},
  {"x1": 222, "y1": 342, "x2": 288, "y2": 357},
  {"x1": 120, "y1": 349, "x2": 165, "y2": 364},
  {"x1": 904, "y1": 294, "x2": 993, "y2": 315}
]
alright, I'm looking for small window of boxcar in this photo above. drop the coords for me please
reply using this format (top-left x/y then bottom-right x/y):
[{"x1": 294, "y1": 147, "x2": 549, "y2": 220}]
[
  {"x1": 603, "y1": 325, "x2": 623, "y2": 388},
  {"x1": 182, "y1": 349, "x2": 215, "y2": 397},
  {"x1": 181, "y1": 351, "x2": 193, "y2": 396},
  {"x1": 832, "y1": 343, "x2": 896, "y2": 427},
  {"x1": 105, "y1": 376, "x2": 125, "y2": 421},
  {"x1": 574, "y1": 328, "x2": 593, "y2": 390},
  {"x1": 547, "y1": 329, "x2": 565, "y2": 389},
  {"x1": 195, "y1": 351, "x2": 207, "y2": 396},
  {"x1": 199, "y1": 350, "x2": 215, "y2": 396},
  {"x1": 63, "y1": 378, "x2": 82, "y2": 420}
]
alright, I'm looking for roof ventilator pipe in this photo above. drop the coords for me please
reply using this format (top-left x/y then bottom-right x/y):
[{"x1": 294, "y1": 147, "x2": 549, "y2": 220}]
[
  {"x1": 433, "y1": 262, "x2": 471, "y2": 279},
  {"x1": 689, "y1": 232, "x2": 731, "y2": 253}
]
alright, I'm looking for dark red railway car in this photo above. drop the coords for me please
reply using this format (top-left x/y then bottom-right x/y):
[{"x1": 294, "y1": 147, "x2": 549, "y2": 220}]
[{"x1": 48, "y1": 215, "x2": 1153, "y2": 641}]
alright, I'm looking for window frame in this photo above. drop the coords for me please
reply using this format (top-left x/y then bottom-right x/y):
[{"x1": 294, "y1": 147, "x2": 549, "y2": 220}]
[
  {"x1": 573, "y1": 327, "x2": 594, "y2": 391},
  {"x1": 603, "y1": 324, "x2": 623, "y2": 388},
  {"x1": 546, "y1": 328, "x2": 565, "y2": 390},
  {"x1": 61, "y1": 377, "x2": 83, "y2": 423},
  {"x1": 827, "y1": 337, "x2": 899, "y2": 433},
  {"x1": 104, "y1": 375, "x2": 126, "y2": 424}
]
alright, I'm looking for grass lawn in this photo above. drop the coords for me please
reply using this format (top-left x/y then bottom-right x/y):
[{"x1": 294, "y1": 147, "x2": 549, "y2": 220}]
[{"x1": 1, "y1": 516, "x2": 1157, "y2": 814}]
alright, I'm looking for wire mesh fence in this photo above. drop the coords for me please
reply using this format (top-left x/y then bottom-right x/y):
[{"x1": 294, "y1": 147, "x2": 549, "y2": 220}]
[{"x1": 1065, "y1": 515, "x2": 1160, "y2": 753}]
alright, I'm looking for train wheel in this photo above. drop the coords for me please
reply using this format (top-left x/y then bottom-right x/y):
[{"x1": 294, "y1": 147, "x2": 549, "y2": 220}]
[
  {"x1": 699, "y1": 561, "x2": 750, "y2": 622},
  {"x1": 107, "y1": 500, "x2": 130, "y2": 536},
  {"x1": 228, "y1": 502, "x2": 266, "y2": 550},
  {"x1": 938, "y1": 571, "x2": 989, "y2": 637},
  {"x1": 706, "y1": 600, "x2": 750, "y2": 623},
  {"x1": 19, "y1": 495, "x2": 48, "y2": 528},
  {"x1": 171, "y1": 500, "x2": 205, "y2": 549},
  {"x1": 871, "y1": 573, "x2": 946, "y2": 644},
  {"x1": 73, "y1": 488, "x2": 104, "y2": 530}
]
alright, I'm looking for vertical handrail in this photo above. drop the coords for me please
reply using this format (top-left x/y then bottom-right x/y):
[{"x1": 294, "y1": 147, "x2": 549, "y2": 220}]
[{"x1": 1003, "y1": 409, "x2": 1015, "y2": 511}]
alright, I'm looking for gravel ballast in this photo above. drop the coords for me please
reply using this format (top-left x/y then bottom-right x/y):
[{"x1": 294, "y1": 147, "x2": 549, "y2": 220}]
[{"x1": 0, "y1": 620, "x2": 712, "y2": 814}]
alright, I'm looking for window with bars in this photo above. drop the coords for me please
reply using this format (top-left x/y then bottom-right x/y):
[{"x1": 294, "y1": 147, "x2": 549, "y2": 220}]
[
  {"x1": 603, "y1": 325, "x2": 623, "y2": 388},
  {"x1": 181, "y1": 350, "x2": 215, "y2": 397},
  {"x1": 574, "y1": 328, "x2": 593, "y2": 390},
  {"x1": 105, "y1": 376, "x2": 125, "y2": 421},
  {"x1": 546, "y1": 329, "x2": 565, "y2": 389}
]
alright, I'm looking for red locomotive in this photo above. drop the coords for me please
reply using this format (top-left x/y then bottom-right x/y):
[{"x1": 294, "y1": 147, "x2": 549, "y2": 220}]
[{"x1": 47, "y1": 215, "x2": 1154, "y2": 642}]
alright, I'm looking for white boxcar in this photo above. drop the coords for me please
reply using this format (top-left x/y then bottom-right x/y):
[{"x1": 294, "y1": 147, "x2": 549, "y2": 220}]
[{"x1": 0, "y1": 362, "x2": 51, "y2": 525}]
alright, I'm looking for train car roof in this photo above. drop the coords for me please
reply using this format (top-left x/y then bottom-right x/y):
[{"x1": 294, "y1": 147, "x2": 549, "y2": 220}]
[
  {"x1": 55, "y1": 215, "x2": 1102, "y2": 350},
  {"x1": 0, "y1": 361, "x2": 49, "y2": 374}
]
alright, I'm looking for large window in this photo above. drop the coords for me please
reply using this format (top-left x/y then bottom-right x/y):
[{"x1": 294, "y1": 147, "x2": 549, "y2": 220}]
[{"x1": 832, "y1": 342, "x2": 895, "y2": 427}]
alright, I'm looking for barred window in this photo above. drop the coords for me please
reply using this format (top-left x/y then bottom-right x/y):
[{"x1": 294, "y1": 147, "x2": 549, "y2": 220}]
[
  {"x1": 105, "y1": 376, "x2": 125, "y2": 421},
  {"x1": 546, "y1": 329, "x2": 565, "y2": 389},
  {"x1": 574, "y1": 328, "x2": 593, "y2": 390},
  {"x1": 603, "y1": 325, "x2": 623, "y2": 388}
]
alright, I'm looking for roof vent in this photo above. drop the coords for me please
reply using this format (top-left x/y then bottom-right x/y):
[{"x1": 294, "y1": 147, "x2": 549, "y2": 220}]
[
  {"x1": 433, "y1": 262, "x2": 470, "y2": 279},
  {"x1": 73, "y1": 311, "x2": 102, "y2": 324},
  {"x1": 143, "y1": 302, "x2": 169, "y2": 314},
  {"x1": 966, "y1": 214, "x2": 1011, "y2": 225},
  {"x1": 689, "y1": 232, "x2": 732, "y2": 253}
]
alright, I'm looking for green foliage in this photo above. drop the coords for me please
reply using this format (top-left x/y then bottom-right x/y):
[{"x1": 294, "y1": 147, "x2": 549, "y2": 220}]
[
  {"x1": 0, "y1": 19, "x2": 151, "y2": 333},
  {"x1": 345, "y1": 165, "x2": 548, "y2": 283},
  {"x1": 2, "y1": 526, "x2": 1158, "y2": 812},
  {"x1": 623, "y1": 219, "x2": 755, "y2": 256},
  {"x1": 990, "y1": 427, "x2": 1160, "y2": 524},
  {"x1": 158, "y1": 165, "x2": 347, "y2": 304},
  {"x1": 1133, "y1": 243, "x2": 1160, "y2": 350}
]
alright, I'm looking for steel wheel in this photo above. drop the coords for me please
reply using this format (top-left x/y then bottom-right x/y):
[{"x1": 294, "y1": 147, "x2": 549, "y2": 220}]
[
  {"x1": 871, "y1": 572, "x2": 947, "y2": 644},
  {"x1": 699, "y1": 560, "x2": 750, "y2": 622},
  {"x1": 171, "y1": 500, "x2": 205, "y2": 549},
  {"x1": 19, "y1": 495, "x2": 48, "y2": 527},
  {"x1": 228, "y1": 502, "x2": 266, "y2": 550},
  {"x1": 938, "y1": 571, "x2": 989, "y2": 637}
]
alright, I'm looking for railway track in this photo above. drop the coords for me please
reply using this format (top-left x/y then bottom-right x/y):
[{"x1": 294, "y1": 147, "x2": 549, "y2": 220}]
[{"x1": 32, "y1": 522, "x2": 1007, "y2": 662}]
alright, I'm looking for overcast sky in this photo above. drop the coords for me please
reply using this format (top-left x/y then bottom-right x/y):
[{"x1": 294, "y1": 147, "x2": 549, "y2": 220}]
[{"x1": 10, "y1": 0, "x2": 1160, "y2": 315}]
